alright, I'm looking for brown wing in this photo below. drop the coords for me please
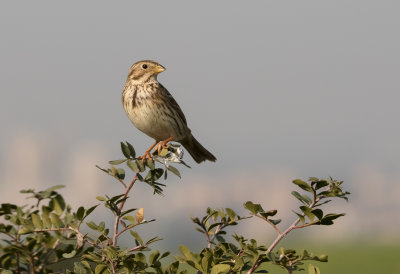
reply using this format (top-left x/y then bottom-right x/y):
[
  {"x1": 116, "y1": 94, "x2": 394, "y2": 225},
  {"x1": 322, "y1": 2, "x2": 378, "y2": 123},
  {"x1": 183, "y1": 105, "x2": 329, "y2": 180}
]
[{"x1": 157, "y1": 83, "x2": 188, "y2": 126}]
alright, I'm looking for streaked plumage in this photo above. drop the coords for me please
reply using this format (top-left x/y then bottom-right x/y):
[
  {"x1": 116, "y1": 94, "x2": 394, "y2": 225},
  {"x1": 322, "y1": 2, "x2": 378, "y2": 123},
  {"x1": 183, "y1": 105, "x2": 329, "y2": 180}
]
[{"x1": 122, "y1": 60, "x2": 216, "y2": 163}]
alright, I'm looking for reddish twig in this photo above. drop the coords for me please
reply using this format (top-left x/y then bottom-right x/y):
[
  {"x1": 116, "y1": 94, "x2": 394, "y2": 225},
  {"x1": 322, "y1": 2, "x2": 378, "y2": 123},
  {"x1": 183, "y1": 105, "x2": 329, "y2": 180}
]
[{"x1": 112, "y1": 175, "x2": 138, "y2": 246}]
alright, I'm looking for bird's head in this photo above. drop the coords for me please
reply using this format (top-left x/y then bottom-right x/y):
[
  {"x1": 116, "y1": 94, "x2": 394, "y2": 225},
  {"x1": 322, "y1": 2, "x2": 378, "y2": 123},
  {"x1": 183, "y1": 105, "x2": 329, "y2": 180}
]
[{"x1": 126, "y1": 60, "x2": 165, "y2": 84}]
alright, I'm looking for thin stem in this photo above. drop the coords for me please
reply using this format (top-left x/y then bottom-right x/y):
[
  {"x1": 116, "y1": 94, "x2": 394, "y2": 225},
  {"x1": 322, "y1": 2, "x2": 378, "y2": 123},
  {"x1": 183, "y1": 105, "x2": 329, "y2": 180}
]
[
  {"x1": 207, "y1": 224, "x2": 222, "y2": 248},
  {"x1": 0, "y1": 231, "x2": 17, "y2": 241},
  {"x1": 37, "y1": 239, "x2": 61, "y2": 272},
  {"x1": 116, "y1": 223, "x2": 137, "y2": 238},
  {"x1": 15, "y1": 232, "x2": 21, "y2": 274},
  {"x1": 16, "y1": 253, "x2": 20, "y2": 274},
  {"x1": 255, "y1": 215, "x2": 281, "y2": 234},
  {"x1": 112, "y1": 175, "x2": 138, "y2": 247},
  {"x1": 28, "y1": 255, "x2": 35, "y2": 274},
  {"x1": 117, "y1": 178, "x2": 127, "y2": 188},
  {"x1": 35, "y1": 227, "x2": 100, "y2": 249},
  {"x1": 247, "y1": 196, "x2": 320, "y2": 274},
  {"x1": 127, "y1": 243, "x2": 148, "y2": 252},
  {"x1": 293, "y1": 221, "x2": 319, "y2": 229},
  {"x1": 109, "y1": 258, "x2": 116, "y2": 273}
]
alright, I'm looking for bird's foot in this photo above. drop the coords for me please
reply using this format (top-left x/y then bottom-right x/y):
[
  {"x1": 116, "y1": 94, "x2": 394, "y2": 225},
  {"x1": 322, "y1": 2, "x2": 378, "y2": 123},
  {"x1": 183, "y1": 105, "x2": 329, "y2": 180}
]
[
  {"x1": 140, "y1": 140, "x2": 159, "y2": 163},
  {"x1": 140, "y1": 150, "x2": 153, "y2": 163},
  {"x1": 156, "y1": 137, "x2": 174, "y2": 156}
]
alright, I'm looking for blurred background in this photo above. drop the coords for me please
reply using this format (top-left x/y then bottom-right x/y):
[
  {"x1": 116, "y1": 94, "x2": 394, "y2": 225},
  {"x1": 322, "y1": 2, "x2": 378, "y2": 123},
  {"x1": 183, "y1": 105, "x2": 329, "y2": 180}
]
[{"x1": 1, "y1": 1, "x2": 399, "y2": 273}]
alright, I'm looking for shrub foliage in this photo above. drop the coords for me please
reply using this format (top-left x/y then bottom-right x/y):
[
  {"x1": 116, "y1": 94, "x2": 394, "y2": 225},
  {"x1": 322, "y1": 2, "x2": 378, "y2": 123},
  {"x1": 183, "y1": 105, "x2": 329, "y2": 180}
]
[{"x1": 0, "y1": 142, "x2": 349, "y2": 274}]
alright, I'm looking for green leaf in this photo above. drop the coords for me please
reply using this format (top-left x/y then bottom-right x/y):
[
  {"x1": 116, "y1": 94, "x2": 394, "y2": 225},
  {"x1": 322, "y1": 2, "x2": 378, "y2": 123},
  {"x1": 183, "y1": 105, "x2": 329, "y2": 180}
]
[
  {"x1": 74, "y1": 262, "x2": 88, "y2": 274},
  {"x1": 145, "y1": 168, "x2": 164, "y2": 181},
  {"x1": 146, "y1": 236, "x2": 162, "y2": 245},
  {"x1": 210, "y1": 264, "x2": 231, "y2": 274},
  {"x1": 311, "y1": 179, "x2": 329, "y2": 190},
  {"x1": 167, "y1": 165, "x2": 181, "y2": 178},
  {"x1": 77, "y1": 206, "x2": 85, "y2": 220},
  {"x1": 179, "y1": 245, "x2": 192, "y2": 260},
  {"x1": 45, "y1": 185, "x2": 65, "y2": 192},
  {"x1": 121, "y1": 208, "x2": 137, "y2": 217},
  {"x1": 293, "y1": 210, "x2": 306, "y2": 224},
  {"x1": 149, "y1": 250, "x2": 160, "y2": 265},
  {"x1": 18, "y1": 227, "x2": 32, "y2": 234},
  {"x1": 95, "y1": 264, "x2": 108, "y2": 274},
  {"x1": 63, "y1": 250, "x2": 77, "y2": 258},
  {"x1": 269, "y1": 219, "x2": 281, "y2": 225},
  {"x1": 145, "y1": 158, "x2": 155, "y2": 170},
  {"x1": 96, "y1": 196, "x2": 106, "y2": 201},
  {"x1": 260, "y1": 209, "x2": 278, "y2": 219},
  {"x1": 243, "y1": 201, "x2": 263, "y2": 214},
  {"x1": 42, "y1": 212, "x2": 52, "y2": 228},
  {"x1": 308, "y1": 264, "x2": 321, "y2": 274},
  {"x1": 97, "y1": 221, "x2": 105, "y2": 232},
  {"x1": 81, "y1": 261, "x2": 92, "y2": 270},
  {"x1": 123, "y1": 215, "x2": 136, "y2": 225},
  {"x1": 319, "y1": 213, "x2": 345, "y2": 225},
  {"x1": 137, "y1": 173, "x2": 144, "y2": 181},
  {"x1": 50, "y1": 213, "x2": 63, "y2": 228},
  {"x1": 164, "y1": 169, "x2": 168, "y2": 180},
  {"x1": 225, "y1": 208, "x2": 237, "y2": 219},
  {"x1": 136, "y1": 160, "x2": 145, "y2": 172},
  {"x1": 127, "y1": 159, "x2": 140, "y2": 173},
  {"x1": 201, "y1": 249, "x2": 212, "y2": 272},
  {"x1": 52, "y1": 194, "x2": 66, "y2": 215},
  {"x1": 311, "y1": 209, "x2": 323, "y2": 220},
  {"x1": 291, "y1": 191, "x2": 312, "y2": 205},
  {"x1": 108, "y1": 159, "x2": 127, "y2": 165},
  {"x1": 293, "y1": 179, "x2": 313, "y2": 192},
  {"x1": 300, "y1": 206, "x2": 315, "y2": 221},
  {"x1": 127, "y1": 142, "x2": 136, "y2": 158},
  {"x1": 121, "y1": 142, "x2": 131, "y2": 158},
  {"x1": 31, "y1": 213, "x2": 43, "y2": 229},
  {"x1": 166, "y1": 261, "x2": 180, "y2": 273},
  {"x1": 160, "y1": 251, "x2": 171, "y2": 260},
  {"x1": 116, "y1": 168, "x2": 125, "y2": 180},
  {"x1": 85, "y1": 205, "x2": 98, "y2": 217},
  {"x1": 130, "y1": 230, "x2": 143, "y2": 245},
  {"x1": 86, "y1": 221, "x2": 98, "y2": 230},
  {"x1": 318, "y1": 254, "x2": 328, "y2": 262}
]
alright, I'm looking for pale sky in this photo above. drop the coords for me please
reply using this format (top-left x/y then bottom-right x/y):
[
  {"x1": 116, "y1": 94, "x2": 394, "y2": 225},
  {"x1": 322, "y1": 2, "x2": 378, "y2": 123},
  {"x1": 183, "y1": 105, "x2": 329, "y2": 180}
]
[{"x1": 1, "y1": 1, "x2": 399, "y2": 249}]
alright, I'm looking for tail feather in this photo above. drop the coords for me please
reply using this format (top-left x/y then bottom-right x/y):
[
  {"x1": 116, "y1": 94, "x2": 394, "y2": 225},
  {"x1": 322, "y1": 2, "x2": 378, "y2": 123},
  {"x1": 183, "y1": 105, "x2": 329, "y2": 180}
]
[{"x1": 181, "y1": 135, "x2": 216, "y2": 163}]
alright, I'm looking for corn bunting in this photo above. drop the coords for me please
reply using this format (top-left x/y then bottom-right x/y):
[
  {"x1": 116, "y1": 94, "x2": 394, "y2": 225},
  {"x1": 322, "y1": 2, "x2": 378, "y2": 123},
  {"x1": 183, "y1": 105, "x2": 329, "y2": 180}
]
[{"x1": 122, "y1": 60, "x2": 216, "y2": 163}]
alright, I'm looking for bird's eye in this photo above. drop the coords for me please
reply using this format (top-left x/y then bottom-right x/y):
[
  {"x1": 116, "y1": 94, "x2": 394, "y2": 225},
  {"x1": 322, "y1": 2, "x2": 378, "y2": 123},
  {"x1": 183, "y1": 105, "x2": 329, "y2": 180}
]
[{"x1": 142, "y1": 64, "x2": 148, "y2": 69}]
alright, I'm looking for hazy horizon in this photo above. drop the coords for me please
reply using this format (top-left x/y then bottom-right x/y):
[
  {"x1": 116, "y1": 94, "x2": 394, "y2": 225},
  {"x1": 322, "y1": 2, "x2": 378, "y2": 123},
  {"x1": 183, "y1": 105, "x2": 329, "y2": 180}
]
[{"x1": 1, "y1": 0, "x2": 400, "y2": 259}]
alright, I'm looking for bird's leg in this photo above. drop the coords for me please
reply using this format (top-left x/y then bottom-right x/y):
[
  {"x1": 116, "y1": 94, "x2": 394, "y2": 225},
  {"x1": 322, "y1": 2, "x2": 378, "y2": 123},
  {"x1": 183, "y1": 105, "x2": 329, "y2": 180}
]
[
  {"x1": 156, "y1": 137, "x2": 174, "y2": 155},
  {"x1": 141, "y1": 140, "x2": 159, "y2": 162}
]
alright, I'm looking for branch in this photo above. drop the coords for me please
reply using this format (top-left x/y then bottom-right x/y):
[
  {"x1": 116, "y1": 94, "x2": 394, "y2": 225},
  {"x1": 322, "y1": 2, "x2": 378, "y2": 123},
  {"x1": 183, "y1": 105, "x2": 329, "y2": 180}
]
[
  {"x1": 247, "y1": 197, "x2": 320, "y2": 274},
  {"x1": 254, "y1": 215, "x2": 281, "y2": 235},
  {"x1": 34, "y1": 227, "x2": 100, "y2": 249},
  {"x1": 117, "y1": 178, "x2": 127, "y2": 188},
  {"x1": 116, "y1": 225, "x2": 132, "y2": 238},
  {"x1": 127, "y1": 243, "x2": 148, "y2": 252},
  {"x1": 112, "y1": 175, "x2": 138, "y2": 246},
  {"x1": 37, "y1": 238, "x2": 60, "y2": 272},
  {"x1": 207, "y1": 224, "x2": 222, "y2": 248}
]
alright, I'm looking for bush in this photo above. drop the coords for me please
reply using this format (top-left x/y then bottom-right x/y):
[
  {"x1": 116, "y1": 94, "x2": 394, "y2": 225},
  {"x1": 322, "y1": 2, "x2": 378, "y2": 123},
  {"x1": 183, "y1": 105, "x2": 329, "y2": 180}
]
[{"x1": 0, "y1": 142, "x2": 349, "y2": 274}]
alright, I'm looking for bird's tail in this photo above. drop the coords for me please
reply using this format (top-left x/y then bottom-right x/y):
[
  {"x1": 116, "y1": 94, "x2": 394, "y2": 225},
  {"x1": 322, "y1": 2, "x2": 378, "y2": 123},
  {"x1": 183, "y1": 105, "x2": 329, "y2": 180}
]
[{"x1": 181, "y1": 134, "x2": 216, "y2": 164}]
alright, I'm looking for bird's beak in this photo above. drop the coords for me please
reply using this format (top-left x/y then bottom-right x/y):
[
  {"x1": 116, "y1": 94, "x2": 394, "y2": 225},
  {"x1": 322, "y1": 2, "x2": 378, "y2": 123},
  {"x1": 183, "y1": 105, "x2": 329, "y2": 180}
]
[{"x1": 154, "y1": 65, "x2": 166, "y2": 74}]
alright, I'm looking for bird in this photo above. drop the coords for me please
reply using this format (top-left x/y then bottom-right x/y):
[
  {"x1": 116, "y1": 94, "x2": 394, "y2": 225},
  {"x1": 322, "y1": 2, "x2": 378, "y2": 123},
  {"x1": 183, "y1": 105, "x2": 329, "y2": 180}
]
[{"x1": 121, "y1": 60, "x2": 216, "y2": 164}]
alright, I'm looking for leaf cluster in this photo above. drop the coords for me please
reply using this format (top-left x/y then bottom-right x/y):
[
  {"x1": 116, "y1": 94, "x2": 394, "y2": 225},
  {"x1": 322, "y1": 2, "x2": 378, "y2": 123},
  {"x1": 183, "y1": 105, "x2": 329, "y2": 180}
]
[
  {"x1": 0, "y1": 185, "x2": 93, "y2": 273},
  {"x1": 176, "y1": 177, "x2": 349, "y2": 274},
  {"x1": 97, "y1": 142, "x2": 183, "y2": 195},
  {"x1": 0, "y1": 142, "x2": 350, "y2": 274}
]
